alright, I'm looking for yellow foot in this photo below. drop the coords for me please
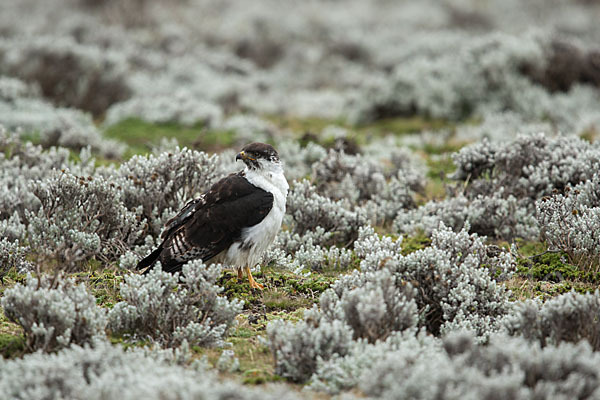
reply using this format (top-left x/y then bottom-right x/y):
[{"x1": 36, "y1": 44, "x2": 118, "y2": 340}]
[
  {"x1": 245, "y1": 266, "x2": 264, "y2": 290},
  {"x1": 249, "y1": 279, "x2": 264, "y2": 290}
]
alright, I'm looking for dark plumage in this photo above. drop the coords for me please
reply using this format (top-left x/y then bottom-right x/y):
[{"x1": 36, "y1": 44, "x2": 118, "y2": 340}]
[
  {"x1": 137, "y1": 172, "x2": 273, "y2": 273},
  {"x1": 137, "y1": 142, "x2": 288, "y2": 289}
]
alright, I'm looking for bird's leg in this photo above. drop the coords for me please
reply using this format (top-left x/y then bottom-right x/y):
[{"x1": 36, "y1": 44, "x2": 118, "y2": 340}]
[
  {"x1": 237, "y1": 267, "x2": 244, "y2": 281},
  {"x1": 245, "y1": 266, "x2": 264, "y2": 290}
]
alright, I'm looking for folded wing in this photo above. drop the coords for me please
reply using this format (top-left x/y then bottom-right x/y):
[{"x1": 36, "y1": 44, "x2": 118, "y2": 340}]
[{"x1": 137, "y1": 172, "x2": 273, "y2": 274}]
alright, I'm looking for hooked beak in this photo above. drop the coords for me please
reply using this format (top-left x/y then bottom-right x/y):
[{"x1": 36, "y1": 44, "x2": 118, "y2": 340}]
[{"x1": 236, "y1": 151, "x2": 255, "y2": 162}]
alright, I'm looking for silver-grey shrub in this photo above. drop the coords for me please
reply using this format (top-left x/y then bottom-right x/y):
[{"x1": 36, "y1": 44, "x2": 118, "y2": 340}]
[
  {"x1": 286, "y1": 179, "x2": 367, "y2": 246},
  {"x1": 0, "y1": 126, "x2": 95, "y2": 222},
  {"x1": 505, "y1": 290, "x2": 600, "y2": 351},
  {"x1": 266, "y1": 248, "x2": 416, "y2": 382},
  {"x1": 0, "y1": 341, "x2": 302, "y2": 400},
  {"x1": 399, "y1": 133, "x2": 600, "y2": 241},
  {"x1": 451, "y1": 133, "x2": 600, "y2": 202},
  {"x1": 27, "y1": 171, "x2": 144, "y2": 269},
  {"x1": 0, "y1": 238, "x2": 32, "y2": 281},
  {"x1": 349, "y1": 33, "x2": 600, "y2": 132},
  {"x1": 310, "y1": 148, "x2": 418, "y2": 225},
  {"x1": 310, "y1": 330, "x2": 441, "y2": 394},
  {"x1": 0, "y1": 77, "x2": 125, "y2": 157},
  {"x1": 358, "y1": 332, "x2": 600, "y2": 400},
  {"x1": 319, "y1": 268, "x2": 418, "y2": 342},
  {"x1": 108, "y1": 261, "x2": 243, "y2": 348},
  {"x1": 363, "y1": 172, "x2": 417, "y2": 226},
  {"x1": 312, "y1": 149, "x2": 387, "y2": 202},
  {"x1": 276, "y1": 140, "x2": 327, "y2": 181},
  {"x1": 361, "y1": 224, "x2": 513, "y2": 336},
  {"x1": 394, "y1": 192, "x2": 539, "y2": 240},
  {"x1": 112, "y1": 147, "x2": 219, "y2": 237},
  {"x1": 268, "y1": 225, "x2": 511, "y2": 383},
  {"x1": 536, "y1": 174, "x2": 600, "y2": 270},
  {"x1": 105, "y1": 94, "x2": 223, "y2": 128},
  {"x1": 0, "y1": 36, "x2": 131, "y2": 116},
  {"x1": 1, "y1": 274, "x2": 107, "y2": 352},
  {"x1": 265, "y1": 228, "x2": 356, "y2": 272},
  {"x1": 266, "y1": 314, "x2": 352, "y2": 383},
  {"x1": 353, "y1": 225, "x2": 403, "y2": 271},
  {"x1": 0, "y1": 211, "x2": 26, "y2": 242}
]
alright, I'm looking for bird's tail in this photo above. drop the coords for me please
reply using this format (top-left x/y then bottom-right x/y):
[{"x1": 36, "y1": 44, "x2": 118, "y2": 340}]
[{"x1": 136, "y1": 245, "x2": 163, "y2": 273}]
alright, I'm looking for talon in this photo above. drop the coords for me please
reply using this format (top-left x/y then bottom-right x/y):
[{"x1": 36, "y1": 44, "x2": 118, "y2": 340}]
[
  {"x1": 245, "y1": 266, "x2": 264, "y2": 290},
  {"x1": 250, "y1": 280, "x2": 264, "y2": 290}
]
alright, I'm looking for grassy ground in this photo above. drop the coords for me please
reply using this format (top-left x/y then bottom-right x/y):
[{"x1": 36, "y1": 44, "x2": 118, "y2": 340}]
[
  {"x1": 104, "y1": 119, "x2": 237, "y2": 158},
  {"x1": 2, "y1": 116, "x2": 598, "y2": 386},
  {"x1": 3, "y1": 234, "x2": 596, "y2": 375}
]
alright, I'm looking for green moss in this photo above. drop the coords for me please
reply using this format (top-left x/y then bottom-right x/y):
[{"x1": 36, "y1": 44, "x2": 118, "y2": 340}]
[
  {"x1": 421, "y1": 142, "x2": 464, "y2": 156},
  {"x1": 17, "y1": 130, "x2": 42, "y2": 145},
  {"x1": 0, "y1": 333, "x2": 25, "y2": 358},
  {"x1": 283, "y1": 274, "x2": 336, "y2": 296},
  {"x1": 0, "y1": 308, "x2": 25, "y2": 359},
  {"x1": 507, "y1": 240, "x2": 600, "y2": 300},
  {"x1": 265, "y1": 115, "x2": 348, "y2": 136},
  {"x1": 532, "y1": 281, "x2": 595, "y2": 300},
  {"x1": 514, "y1": 242, "x2": 600, "y2": 283},
  {"x1": 0, "y1": 269, "x2": 27, "y2": 296},
  {"x1": 219, "y1": 268, "x2": 337, "y2": 312},
  {"x1": 401, "y1": 232, "x2": 432, "y2": 255},
  {"x1": 242, "y1": 369, "x2": 285, "y2": 385},
  {"x1": 219, "y1": 270, "x2": 264, "y2": 309},
  {"x1": 262, "y1": 292, "x2": 313, "y2": 311},
  {"x1": 515, "y1": 240, "x2": 547, "y2": 257},
  {"x1": 229, "y1": 326, "x2": 256, "y2": 339},
  {"x1": 265, "y1": 115, "x2": 455, "y2": 145},
  {"x1": 426, "y1": 153, "x2": 456, "y2": 179},
  {"x1": 103, "y1": 118, "x2": 236, "y2": 157},
  {"x1": 71, "y1": 267, "x2": 126, "y2": 308},
  {"x1": 421, "y1": 152, "x2": 456, "y2": 201},
  {"x1": 580, "y1": 129, "x2": 597, "y2": 144},
  {"x1": 517, "y1": 253, "x2": 579, "y2": 282},
  {"x1": 506, "y1": 277, "x2": 598, "y2": 302},
  {"x1": 109, "y1": 335, "x2": 152, "y2": 350},
  {"x1": 192, "y1": 309, "x2": 311, "y2": 384},
  {"x1": 357, "y1": 116, "x2": 453, "y2": 136},
  {"x1": 191, "y1": 335, "x2": 275, "y2": 384}
]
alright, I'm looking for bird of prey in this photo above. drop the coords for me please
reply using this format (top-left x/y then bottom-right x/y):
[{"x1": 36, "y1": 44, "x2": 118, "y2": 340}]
[{"x1": 137, "y1": 142, "x2": 288, "y2": 289}]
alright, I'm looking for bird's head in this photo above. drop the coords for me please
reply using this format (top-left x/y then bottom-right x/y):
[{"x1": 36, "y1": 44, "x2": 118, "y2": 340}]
[{"x1": 236, "y1": 142, "x2": 281, "y2": 171}]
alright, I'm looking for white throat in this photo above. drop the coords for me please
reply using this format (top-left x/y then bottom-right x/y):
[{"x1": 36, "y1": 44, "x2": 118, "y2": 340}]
[
  {"x1": 243, "y1": 162, "x2": 288, "y2": 203},
  {"x1": 223, "y1": 161, "x2": 288, "y2": 268}
]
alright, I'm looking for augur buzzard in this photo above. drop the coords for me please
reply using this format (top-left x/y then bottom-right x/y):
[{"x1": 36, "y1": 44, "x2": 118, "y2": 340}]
[{"x1": 137, "y1": 142, "x2": 288, "y2": 289}]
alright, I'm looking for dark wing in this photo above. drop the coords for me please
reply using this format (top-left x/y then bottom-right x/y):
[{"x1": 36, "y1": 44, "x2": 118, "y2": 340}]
[
  {"x1": 137, "y1": 172, "x2": 273, "y2": 274},
  {"x1": 161, "y1": 196, "x2": 206, "y2": 240},
  {"x1": 136, "y1": 197, "x2": 206, "y2": 271}
]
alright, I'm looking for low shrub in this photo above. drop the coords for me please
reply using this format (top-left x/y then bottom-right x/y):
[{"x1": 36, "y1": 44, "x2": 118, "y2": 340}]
[
  {"x1": 27, "y1": 171, "x2": 144, "y2": 269},
  {"x1": 359, "y1": 332, "x2": 600, "y2": 399},
  {"x1": 267, "y1": 314, "x2": 352, "y2": 383},
  {"x1": 319, "y1": 268, "x2": 418, "y2": 342},
  {"x1": 286, "y1": 179, "x2": 367, "y2": 247},
  {"x1": 537, "y1": 174, "x2": 600, "y2": 270},
  {"x1": 108, "y1": 262, "x2": 243, "y2": 348},
  {"x1": 112, "y1": 147, "x2": 219, "y2": 238},
  {"x1": 1, "y1": 274, "x2": 107, "y2": 352},
  {"x1": 0, "y1": 238, "x2": 32, "y2": 282},
  {"x1": 0, "y1": 341, "x2": 301, "y2": 400},
  {"x1": 0, "y1": 36, "x2": 131, "y2": 116},
  {"x1": 505, "y1": 290, "x2": 600, "y2": 350}
]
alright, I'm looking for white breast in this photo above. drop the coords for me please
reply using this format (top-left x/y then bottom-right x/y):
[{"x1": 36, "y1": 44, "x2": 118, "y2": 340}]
[{"x1": 224, "y1": 165, "x2": 288, "y2": 268}]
